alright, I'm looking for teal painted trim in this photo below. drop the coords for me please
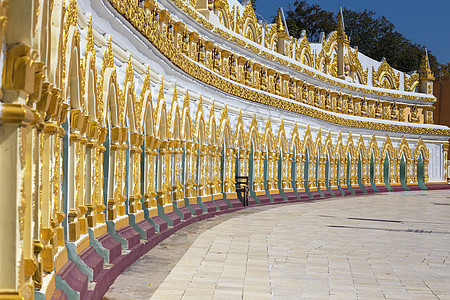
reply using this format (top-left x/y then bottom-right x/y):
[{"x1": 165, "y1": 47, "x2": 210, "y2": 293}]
[
  {"x1": 370, "y1": 154, "x2": 379, "y2": 192},
  {"x1": 315, "y1": 155, "x2": 324, "y2": 198},
  {"x1": 184, "y1": 198, "x2": 196, "y2": 214},
  {"x1": 65, "y1": 241, "x2": 94, "y2": 281},
  {"x1": 88, "y1": 227, "x2": 110, "y2": 262},
  {"x1": 304, "y1": 149, "x2": 312, "y2": 198},
  {"x1": 336, "y1": 158, "x2": 344, "y2": 196},
  {"x1": 106, "y1": 220, "x2": 128, "y2": 249},
  {"x1": 34, "y1": 291, "x2": 46, "y2": 300},
  {"x1": 325, "y1": 156, "x2": 335, "y2": 197},
  {"x1": 263, "y1": 153, "x2": 275, "y2": 202},
  {"x1": 417, "y1": 153, "x2": 428, "y2": 190},
  {"x1": 142, "y1": 205, "x2": 161, "y2": 232},
  {"x1": 196, "y1": 196, "x2": 208, "y2": 213},
  {"x1": 55, "y1": 274, "x2": 80, "y2": 300},
  {"x1": 290, "y1": 149, "x2": 300, "y2": 200},
  {"x1": 128, "y1": 213, "x2": 148, "y2": 239},
  {"x1": 277, "y1": 151, "x2": 288, "y2": 200},
  {"x1": 157, "y1": 202, "x2": 173, "y2": 226},
  {"x1": 172, "y1": 201, "x2": 185, "y2": 220},
  {"x1": 248, "y1": 143, "x2": 261, "y2": 204},
  {"x1": 357, "y1": 156, "x2": 367, "y2": 193},
  {"x1": 383, "y1": 155, "x2": 393, "y2": 191},
  {"x1": 346, "y1": 155, "x2": 355, "y2": 195},
  {"x1": 399, "y1": 155, "x2": 410, "y2": 191},
  {"x1": 221, "y1": 192, "x2": 233, "y2": 208}
]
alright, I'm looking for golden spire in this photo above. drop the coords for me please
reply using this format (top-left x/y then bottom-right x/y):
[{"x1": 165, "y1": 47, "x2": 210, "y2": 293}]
[
  {"x1": 336, "y1": 7, "x2": 348, "y2": 44},
  {"x1": 183, "y1": 89, "x2": 190, "y2": 113},
  {"x1": 172, "y1": 81, "x2": 178, "y2": 105},
  {"x1": 419, "y1": 48, "x2": 435, "y2": 81},
  {"x1": 86, "y1": 15, "x2": 95, "y2": 54},
  {"x1": 157, "y1": 77, "x2": 165, "y2": 101},
  {"x1": 275, "y1": 7, "x2": 286, "y2": 37}
]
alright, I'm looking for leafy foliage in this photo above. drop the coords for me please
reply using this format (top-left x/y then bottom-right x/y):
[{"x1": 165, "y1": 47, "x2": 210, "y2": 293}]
[{"x1": 284, "y1": 1, "x2": 441, "y2": 73}]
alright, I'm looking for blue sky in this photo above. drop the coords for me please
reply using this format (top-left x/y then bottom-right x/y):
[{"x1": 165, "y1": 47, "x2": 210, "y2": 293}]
[{"x1": 254, "y1": 0, "x2": 450, "y2": 64}]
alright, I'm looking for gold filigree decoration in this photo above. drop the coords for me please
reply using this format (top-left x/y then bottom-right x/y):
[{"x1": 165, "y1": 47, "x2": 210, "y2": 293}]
[
  {"x1": 237, "y1": 1, "x2": 261, "y2": 44},
  {"x1": 404, "y1": 73, "x2": 419, "y2": 92},
  {"x1": 372, "y1": 58, "x2": 400, "y2": 90},
  {"x1": 219, "y1": 104, "x2": 228, "y2": 127},
  {"x1": 86, "y1": 15, "x2": 95, "y2": 54},
  {"x1": 136, "y1": 68, "x2": 151, "y2": 132},
  {"x1": 349, "y1": 47, "x2": 368, "y2": 85},
  {"x1": 264, "y1": 24, "x2": 278, "y2": 51},
  {"x1": 296, "y1": 35, "x2": 314, "y2": 68},
  {"x1": 106, "y1": 0, "x2": 446, "y2": 136},
  {"x1": 315, "y1": 32, "x2": 337, "y2": 72}
]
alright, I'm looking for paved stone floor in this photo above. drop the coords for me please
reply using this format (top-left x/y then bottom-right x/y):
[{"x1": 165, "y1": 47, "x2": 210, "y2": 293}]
[{"x1": 104, "y1": 190, "x2": 450, "y2": 300}]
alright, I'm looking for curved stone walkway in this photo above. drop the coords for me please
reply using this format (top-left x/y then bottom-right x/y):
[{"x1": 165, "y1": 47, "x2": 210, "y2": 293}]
[{"x1": 105, "y1": 190, "x2": 450, "y2": 300}]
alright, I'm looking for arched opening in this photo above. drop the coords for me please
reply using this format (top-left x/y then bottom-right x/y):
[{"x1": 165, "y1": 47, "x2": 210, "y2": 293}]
[
  {"x1": 336, "y1": 156, "x2": 344, "y2": 196},
  {"x1": 400, "y1": 153, "x2": 410, "y2": 191},
  {"x1": 325, "y1": 152, "x2": 335, "y2": 196},
  {"x1": 346, "y1": 153, "x2": 355, "y2": 195},
  {"x1": 315, "y1": 152, "x2": 324, "y2": 197},
  {"x1": 304, "y1": 147, "x2": 311, "y2": 198},
  {"x1": 383, "y1": 153, "x2": 393, "y2": 191},
  {"x1": 417, "y1": 152, "x2": 427, "y2": 190},
  {"x1": 370, "y1": 152, "x2": 379, "y2": 192},
  {"x1": 357, "y1": 153, "x2": 367, "y2": 193},
  {"x1": 291, "y1": 145, "x2": 299, "y2": 197}
]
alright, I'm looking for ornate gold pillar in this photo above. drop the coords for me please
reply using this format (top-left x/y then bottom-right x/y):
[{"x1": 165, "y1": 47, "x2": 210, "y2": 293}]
[
  {"x1": 85, "y1": 121, "x2": 99, "y2": 227},
  {"x1": 107, "y1": 126, "x2": 120, "y2": 221},
  {"x1": 319, "y1": 156, "x2": 326, "y2": 188},
  {"x1": 144, "y1": 136, "x2": 159, "y2": 216},
  {"x1": 191, "y1": 142, "x2": 199, "y2": 198},
  {"x1": 183, "y1": 140, "x2": 193, "y2": 199},
  {"x1": 95, "y1": 127, "x2": 108, "y2": 223},
  {"x1": 129, "y1": 133, "x2": 144, "y2": 213}
]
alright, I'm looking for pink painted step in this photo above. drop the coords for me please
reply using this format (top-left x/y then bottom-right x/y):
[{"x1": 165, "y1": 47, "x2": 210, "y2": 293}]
[
  {"x1": 177, "y1": 206, "x2": 192, "y2": 220},
  {"x1": 51, "y1": 289, "x2": 69, "y2": 300},
  {"x1": 190, "y1": 204, "x2": 204, "y2": 215},
  {"x1": 166, "y1": 211, "x2": 181, "y2": 226},
  {"x1": 272, "y1": 194, "x2": 285, "y2": 202},
  {"x1": 78, "y1": 246, "x2": 104, "y2": 281},
  {"x1": 203, "y1": 201, "x2": 217, "y2": 213},
  {"x1": 257, "y1": 195, "x2": 271, "y2": 204},
  {"x1": 137, "y1": 219, "x2": 155, "y2": 240},
  {"x1": 97, "y1": 232, "x2": 122, "y2": 263},
  {"x1": 57, "y1": 261, "x2": 89, "y2": 300},
  {"x1": 214, "y1": 199, "x2": 229, "y2": 211},
  {"x1": 228, "y1": 198, "x2": 244, "y2": 208},
  {"x1": 376, "y1": 185, "x2": 390, "y2": 193},
  {"x1": 151, "y1": 216, "x2": 168, "y2": 232},
  {"x1": 116, "y1": 225, "x2": 141, "y2": 249}
]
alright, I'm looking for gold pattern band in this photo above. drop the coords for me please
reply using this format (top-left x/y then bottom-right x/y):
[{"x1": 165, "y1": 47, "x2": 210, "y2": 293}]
[{"x1": 108, "y1": 0, "x2": 449, "y2": 136}]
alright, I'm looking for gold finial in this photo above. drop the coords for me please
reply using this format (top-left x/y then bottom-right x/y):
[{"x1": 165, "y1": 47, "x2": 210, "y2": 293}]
[
  {"x1": 183, "y1": 89, "x2": 190, "y2": 112},
  {"x1": 337, "y1": 7, "x2": 348, "y2": 44},
  {"x1": 238, "y1": 110, "x2": 243, "y2": 126},
  {"x1": 275, "y1": 7, "x2": 286, "y2": 37},
  {"x1": 125, "y1": 55, "x2": 134, "y2": 86},
  {"x1": 419, "y1": 48, "x2": 435, "y2": 81},
  {"x1": 157, "y1": 77, "x2": 165, "y2": 101},
  {"x1": 104, "y1": 36, "x2": 114, "y2": 68},
  {"x1": 220, "y1": 104, "x2": 228, "y2": 125},
  {"x1": 86, "y1": 15, "x2": 95, "y2": 54},
  {"x1": 210, "y1": 100, "x2": 215, "y2": 114},
  {"x1": 140, "y1": 67, "x2": 151, "y2": 101},
  {"x1": 198, "y1": 94, "x2": 203, "y2": 112},
  {"x1": 172, "y1": 81, "x2": 178, "y2": 105}
]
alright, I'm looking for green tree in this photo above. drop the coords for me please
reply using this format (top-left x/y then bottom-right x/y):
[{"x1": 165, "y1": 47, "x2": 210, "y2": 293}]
[
  {"x1": 284, "y1": 1, "x2": 440, "y2": 73},
  {"x1": 284, "y1": 0, "x2": 336, "y2": 42}
]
